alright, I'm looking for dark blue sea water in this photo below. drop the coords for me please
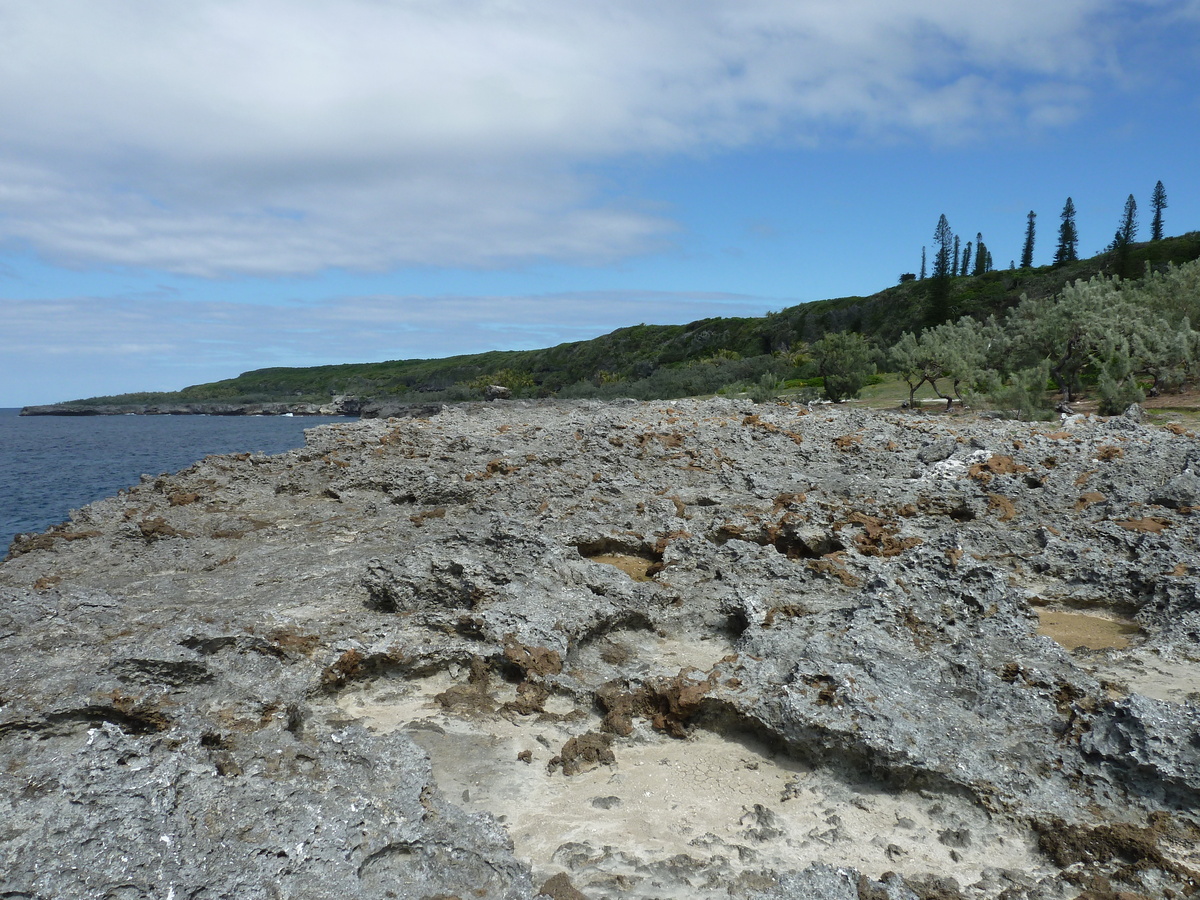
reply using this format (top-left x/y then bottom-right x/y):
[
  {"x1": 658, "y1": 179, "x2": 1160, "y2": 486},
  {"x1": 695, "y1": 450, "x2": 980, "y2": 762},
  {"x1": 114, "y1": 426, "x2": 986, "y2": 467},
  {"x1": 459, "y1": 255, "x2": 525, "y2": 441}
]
[{"x1": 0, "y1": 409, "x2": 352, "y2": 553}]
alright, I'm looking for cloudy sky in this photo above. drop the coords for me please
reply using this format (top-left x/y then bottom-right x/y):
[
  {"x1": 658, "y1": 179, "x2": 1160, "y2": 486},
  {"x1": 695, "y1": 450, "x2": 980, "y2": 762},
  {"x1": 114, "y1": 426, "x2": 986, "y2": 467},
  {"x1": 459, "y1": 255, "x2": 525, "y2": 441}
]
[{"x1": 2, "y1": 1, "x2": 1198, "y2": 406}]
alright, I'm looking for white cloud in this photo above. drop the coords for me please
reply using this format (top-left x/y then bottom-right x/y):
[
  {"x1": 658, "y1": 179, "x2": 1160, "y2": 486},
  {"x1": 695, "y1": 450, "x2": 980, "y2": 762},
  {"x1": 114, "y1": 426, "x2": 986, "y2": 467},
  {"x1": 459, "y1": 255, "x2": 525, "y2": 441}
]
[{"x1": 0, "y1": 0, "x2": 1169, "y2": 275}]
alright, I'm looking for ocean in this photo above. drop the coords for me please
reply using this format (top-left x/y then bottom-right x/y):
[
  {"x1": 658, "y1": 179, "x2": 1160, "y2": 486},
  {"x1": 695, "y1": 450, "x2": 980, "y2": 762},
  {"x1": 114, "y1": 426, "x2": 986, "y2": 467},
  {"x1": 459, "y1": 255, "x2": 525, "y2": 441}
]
[{"x1": 0, "y1": 409, "x2": 352, "y2": 553}]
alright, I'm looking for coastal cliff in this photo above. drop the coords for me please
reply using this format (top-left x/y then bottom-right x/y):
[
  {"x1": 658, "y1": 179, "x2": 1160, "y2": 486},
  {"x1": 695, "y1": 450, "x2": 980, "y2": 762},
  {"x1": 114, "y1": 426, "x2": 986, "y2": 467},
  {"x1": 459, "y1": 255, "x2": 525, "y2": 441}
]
[{"x1": 2, "y1": 398, "x2": 1199, "y2": 898}]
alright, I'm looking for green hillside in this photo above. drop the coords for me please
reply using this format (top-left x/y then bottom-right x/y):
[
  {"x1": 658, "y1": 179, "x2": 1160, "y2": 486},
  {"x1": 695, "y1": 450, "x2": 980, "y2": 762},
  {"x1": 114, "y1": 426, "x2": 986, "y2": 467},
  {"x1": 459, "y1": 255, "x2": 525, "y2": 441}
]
[{"x1": 63, "y1": 232, "x2": 1200, "y2": 407}]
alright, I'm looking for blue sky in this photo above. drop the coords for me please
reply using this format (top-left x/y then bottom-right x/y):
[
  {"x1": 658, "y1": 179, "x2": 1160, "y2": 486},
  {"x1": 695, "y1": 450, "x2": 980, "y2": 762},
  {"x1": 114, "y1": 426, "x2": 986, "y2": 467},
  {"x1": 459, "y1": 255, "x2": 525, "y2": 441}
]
[{"x1": 2, "y1": 1, "x2": 1199, "y2": 406}]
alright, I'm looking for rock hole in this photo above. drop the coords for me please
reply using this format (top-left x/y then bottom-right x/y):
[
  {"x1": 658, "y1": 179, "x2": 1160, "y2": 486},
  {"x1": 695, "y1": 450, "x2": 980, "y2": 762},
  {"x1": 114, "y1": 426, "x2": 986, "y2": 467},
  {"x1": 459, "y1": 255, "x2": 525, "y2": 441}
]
[
  {"x1": 1036, "y1": 609, "x2": 1140, "y2": 651},
  {"x1": 947, "y1": 504, "x2": 975, "y2": 522},
  {"x1": 576, "y1": 538, "x2": 664, "y2": 582}
]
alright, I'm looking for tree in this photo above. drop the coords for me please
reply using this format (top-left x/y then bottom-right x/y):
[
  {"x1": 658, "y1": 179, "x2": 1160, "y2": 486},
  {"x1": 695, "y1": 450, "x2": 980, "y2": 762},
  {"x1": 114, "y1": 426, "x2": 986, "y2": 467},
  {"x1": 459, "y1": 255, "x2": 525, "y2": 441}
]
[
  {"x1": 890, "y1": 319, "x2": 987, "y2": 410},
  {"x1": 891, "y1": 330, "x2": 936, "y2": 407},
  {"x1": 928, "y1": 215, "x2": 955, "y2": 324},
  {"x1": 1020, "y1": 210, "x2": 1037, "y2": 268},
  {"x1": 962, "y1": 241, "x2": 972, "y2": 277},
  {"x1": 952, "y1": 234, "x2": 961, "y2": 276},
  {"x1": 1053, "y1": 197, "x2": 1078, "y2": 266},
  {"x1": 929, "y1": 317, "x2": 988, "y2": 406},
  {"x1": 1127, "y1": 257, "x2": 1200, "y2": 327},
  {"x1": 812, "y1": 331, "x2": 876, "y2": 402},
  {"x1": 932, "y1": 216, "x2": 953, "y2": 279},
  {"x1": 1150, "y1": 180, "x2": 1167, "y2": 241},
  {"x1": 1114, "y1": 194, "x2": 1138, "y2": 247},
  {"x1": 973, "y1": 233, "x2": 987, "y2": 276},
  {"x1": 920, "y1": 246, "x2": 927, "y2": 280},
  {"x1": 1110, "y1": 194, "x2": 1138, "y2": 277}
]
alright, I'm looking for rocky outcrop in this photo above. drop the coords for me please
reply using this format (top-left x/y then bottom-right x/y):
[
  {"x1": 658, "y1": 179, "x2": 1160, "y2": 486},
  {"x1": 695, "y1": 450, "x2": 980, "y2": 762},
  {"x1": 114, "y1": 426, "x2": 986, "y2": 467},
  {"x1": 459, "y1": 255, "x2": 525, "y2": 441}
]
[{"x1": 2, "y1": 399, "x2": 1199, "y2": 898}]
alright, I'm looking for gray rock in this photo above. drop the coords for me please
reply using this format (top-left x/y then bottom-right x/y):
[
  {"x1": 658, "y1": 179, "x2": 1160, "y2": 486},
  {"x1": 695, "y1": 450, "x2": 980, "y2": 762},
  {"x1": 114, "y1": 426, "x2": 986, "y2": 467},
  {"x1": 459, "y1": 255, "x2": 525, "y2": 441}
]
[
  {"x1": 4, "y1": 399, "x2": 1200, "y2": 899},
  {"x1": 917, "y1": 436, "x2": 957, "y2": 464},
  {"x1": 1151, "y1": 468, "x2": 1200, "y2": 508}
]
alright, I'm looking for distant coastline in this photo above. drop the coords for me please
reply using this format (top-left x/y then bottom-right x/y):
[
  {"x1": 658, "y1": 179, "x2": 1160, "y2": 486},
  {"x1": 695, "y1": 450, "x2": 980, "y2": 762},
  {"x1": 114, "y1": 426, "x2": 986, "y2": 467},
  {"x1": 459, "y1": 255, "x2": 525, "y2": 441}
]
[
  {"x1": 19, "y1": 402, "x2": 346, "y2": 417},
  {"x1": 18, "y1": 398, "x2": 447, "y2": 419}
]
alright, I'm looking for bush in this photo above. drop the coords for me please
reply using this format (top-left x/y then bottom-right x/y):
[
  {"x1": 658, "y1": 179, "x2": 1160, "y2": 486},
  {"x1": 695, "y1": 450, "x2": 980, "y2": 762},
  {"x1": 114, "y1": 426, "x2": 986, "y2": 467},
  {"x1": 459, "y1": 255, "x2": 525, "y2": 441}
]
[
  {"x1": 1096, "y1": 373, "x2": 1145, "y2": 415},
  {"x1": 984, "y1": 363, "x2": 1055, "y2": 420},
  {"x1": 812, "y1": 332, "x2": 876, "y2": 401}
]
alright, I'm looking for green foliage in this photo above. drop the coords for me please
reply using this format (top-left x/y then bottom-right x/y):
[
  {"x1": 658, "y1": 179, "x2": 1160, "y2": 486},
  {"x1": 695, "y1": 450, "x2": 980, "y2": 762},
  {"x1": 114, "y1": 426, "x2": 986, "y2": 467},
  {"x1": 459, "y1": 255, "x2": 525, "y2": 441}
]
[
  {"x1": 983, "y1": 362, "x2": 1056, "y2": 420},
  {"x1": 932, "y1": 215, "x2": 953, "y2": 280},
  {"x1": 463, "y1": 369, "x2": 536, "y2": 395},
  {"x1": 890, "y1": 319, "x2": 987, "y2": 408},
  {"x1": 1110, "y1": 194, "x2": 1140, "y2": 278},
  {"x1": 812, "y1": 331, "x2": 876, "y2": 402},
  {"x1": 1125, "y1": 257, "x2": 1200, "y2": 328},
  {"x1": 973, "y1": 232, "x2": 988, "y2": 276},
  {"x1": 53, "y1": 234, "x2": 1200, "y2": 410},
  {"x1": 1021, "y1": 211, "x2": 1037, "y2": 269},
  {"x1": 1151, "y1": 181, "x2": 1167, "y2": 242},
  {"x1": 887, "y1": 256, "x2": 1200, "y2": 418},
  {"x1": 1054, "y1": 198, "x2": 1078, "y2": 266}
]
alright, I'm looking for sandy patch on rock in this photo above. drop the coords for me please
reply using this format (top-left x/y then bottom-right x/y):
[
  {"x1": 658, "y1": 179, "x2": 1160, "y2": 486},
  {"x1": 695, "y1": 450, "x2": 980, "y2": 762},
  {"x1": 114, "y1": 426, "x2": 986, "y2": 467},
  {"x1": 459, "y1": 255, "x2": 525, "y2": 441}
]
[
  {"x1": 1036, "y1": 608, "x2": 1140, "y2": 651},
  {"x1": 335, "y1": 658, "x2": 1052, "y2": 898},
  {"x1": 588, "y1": 553, "x2": 657, "y2": 582},
  {"x1": 1084, "y1": 649, "x2": 1200, "y2": 705}
]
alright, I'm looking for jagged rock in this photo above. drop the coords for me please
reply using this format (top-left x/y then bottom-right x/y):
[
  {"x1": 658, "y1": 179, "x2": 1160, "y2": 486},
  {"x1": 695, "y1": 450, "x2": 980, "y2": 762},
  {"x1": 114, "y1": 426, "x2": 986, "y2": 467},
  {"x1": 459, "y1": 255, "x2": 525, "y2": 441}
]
[
  {"x1": 3, "y1": 399, "x2": 1199, "y2": 899},
  {"x1": 1151, "y1": 468, "x2": 1200, "y2": 508}
]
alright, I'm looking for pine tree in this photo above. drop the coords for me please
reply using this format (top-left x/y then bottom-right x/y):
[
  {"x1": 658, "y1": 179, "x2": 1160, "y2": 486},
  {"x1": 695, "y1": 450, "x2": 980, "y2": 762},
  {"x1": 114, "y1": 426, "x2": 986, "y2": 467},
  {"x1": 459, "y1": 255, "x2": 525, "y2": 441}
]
[
  {"x1": 1111, "y1": 194, "x2": 1138, "y2": 277},
  {"x1": 1150, "y1": 180, "x2": 1167, "y2": 241},
  {"x1": 928, "y1": 215, "x2": 955, "y2": 326},
  {"x1": 962, "y1": 242, "x2": 972, "y2": 276},
  {"x1": 1020, "y1": 210, "x2": 1036, "y2": 269},
  {"x1": 952, "y1": 235, "x2": 961, "y2": 276},
  {"x1": 920, "y1": 246, "x2": 927, "y2": 280},
  {"x1": 1054, "y1": 197, "x2": 1078, "y2": 266},
  {"x1": 1115, "y1": 194, "x2": 1138, "y2": 246},
  {"x1": 986, "y1": 250, "x2": 993, "y2": 272},
  {"x1": 973, "y1": 233, "x2": 986, "y2": 276},
  {"x1": 932, "y1": 215, "x2": 953, "y2": 279}
]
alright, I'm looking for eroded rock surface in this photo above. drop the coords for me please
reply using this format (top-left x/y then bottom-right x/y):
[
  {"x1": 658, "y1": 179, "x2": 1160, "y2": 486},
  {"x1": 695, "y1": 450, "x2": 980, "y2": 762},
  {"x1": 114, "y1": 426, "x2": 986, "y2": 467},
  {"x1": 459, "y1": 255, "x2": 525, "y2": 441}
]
[{"x1": 2, "y1": 399, "x2": 1199, "y2": 898}]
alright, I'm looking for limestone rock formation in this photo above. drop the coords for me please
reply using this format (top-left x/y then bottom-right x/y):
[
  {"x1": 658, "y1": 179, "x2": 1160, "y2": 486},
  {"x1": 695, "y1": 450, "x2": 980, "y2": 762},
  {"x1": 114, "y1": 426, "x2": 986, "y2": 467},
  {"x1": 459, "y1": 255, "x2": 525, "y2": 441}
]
[{"x1": 2, "y1": 399, "x2": 1199, "y2": 898}]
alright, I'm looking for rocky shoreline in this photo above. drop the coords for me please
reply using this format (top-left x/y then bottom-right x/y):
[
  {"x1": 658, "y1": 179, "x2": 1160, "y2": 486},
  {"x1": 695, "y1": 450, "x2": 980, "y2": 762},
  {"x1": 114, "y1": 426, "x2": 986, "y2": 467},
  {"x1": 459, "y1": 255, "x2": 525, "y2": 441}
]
[
  {"x1": 2, "y1": 398, "x2": 1199, "y2": 898},
  {"x1": 18, "y1": 397, "x2": 442, "y2": 419}
]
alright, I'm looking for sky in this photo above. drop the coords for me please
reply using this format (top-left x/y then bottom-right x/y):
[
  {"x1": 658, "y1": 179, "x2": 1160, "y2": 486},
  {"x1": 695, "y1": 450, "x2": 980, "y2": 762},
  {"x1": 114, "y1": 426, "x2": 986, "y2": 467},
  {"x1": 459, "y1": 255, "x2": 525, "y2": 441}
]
[{"x1": 2, "y1": 1, "x2": 1199, "y2": 407}]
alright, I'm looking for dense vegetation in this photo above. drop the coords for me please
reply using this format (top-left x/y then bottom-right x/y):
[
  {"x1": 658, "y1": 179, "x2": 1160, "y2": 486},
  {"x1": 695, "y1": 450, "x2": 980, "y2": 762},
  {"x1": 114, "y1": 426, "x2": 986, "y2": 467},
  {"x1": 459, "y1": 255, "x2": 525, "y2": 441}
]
[
  {"x1": 63, "y1": 231, "x2": 1200, "y2": 413},
  {"x1": 891, "y1": 257, "x2": 1200, "y2": 418}
]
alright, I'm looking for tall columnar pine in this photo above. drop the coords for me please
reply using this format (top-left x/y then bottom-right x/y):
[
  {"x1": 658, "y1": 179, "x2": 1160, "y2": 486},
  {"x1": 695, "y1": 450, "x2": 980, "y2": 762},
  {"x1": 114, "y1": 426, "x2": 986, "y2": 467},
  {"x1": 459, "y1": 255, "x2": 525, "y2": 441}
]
[
  {"x1": 1111, "y1": 194, "x2": 1138, "y2": 277},
  {"x1": 1151, "y1": 180, "x2": 1167, "y2": 241},
  {"x1": 920, "y1": 246, "x2": 927, "y2": 280},
  {"x1": 928, "y1": 215, "x2": 955, "y2": 325},
  {"x1": 1114, "y1": 194, "x2": 1138, "y2": 247},
  {"x1": 952, "y1": 235, "x2": 961, "y2": 276},
  {"x1": 1054, "y1": 197, "x2": 1079, "y2": 266},
  {"x1": 973, "y1": 233, "x2": 987, "y2": 275},
  {"x1": 962, "y1": 242, "x2": 972, "y2": 276},
  {"x1": 926, "y1": 216, "x2": 955, "y2": 328},
  {"x1": 1020, "y1": 210, "x2": 1036, "y2": 269},
  {"x1": 932, "y1": 215, "x2": 953, "y2": 279}
]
